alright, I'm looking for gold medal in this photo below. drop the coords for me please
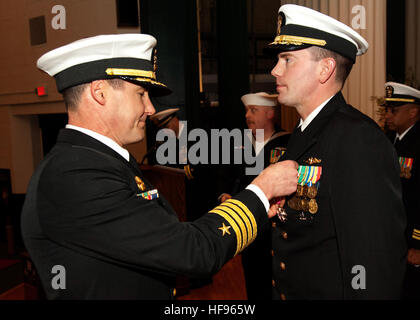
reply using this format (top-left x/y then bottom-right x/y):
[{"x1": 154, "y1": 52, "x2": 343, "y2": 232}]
[
  {"x1": 307, "y1": 185, "x2": 318, "y2": 199},
  {"x1": 399, "y1": 158, "x2": 414, "y2": 179},
  {"x1": 404, "y1": 167, "x2": 412, "y2": 179},
  {"x1": 302, "y1": 185, "x2": 309, "y2": 198},
  {"x1": 300, "y1": 199, "x2": 309, "y2": 212},
  {"x1": 296, "y1": 185, "x2": 304, "y2": 197},
  {"x1": 308, "y1": 199, "x2": 318, "y2": 214}
]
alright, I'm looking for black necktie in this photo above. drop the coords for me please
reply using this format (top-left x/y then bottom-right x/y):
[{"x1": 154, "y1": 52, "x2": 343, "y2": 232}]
[{"x1": 394, "y1": 137, "x2": 402, "y2": 150}]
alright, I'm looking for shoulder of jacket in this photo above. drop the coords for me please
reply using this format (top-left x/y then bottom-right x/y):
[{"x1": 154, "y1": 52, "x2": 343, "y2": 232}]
[{"x1": 42, "y1": 143, "x2": 127, "y2": 177}]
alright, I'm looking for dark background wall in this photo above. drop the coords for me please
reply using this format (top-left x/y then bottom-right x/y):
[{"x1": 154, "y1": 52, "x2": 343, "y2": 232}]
[{"x1": 386, "y1": 0, "x2": 406, "y2": 83}]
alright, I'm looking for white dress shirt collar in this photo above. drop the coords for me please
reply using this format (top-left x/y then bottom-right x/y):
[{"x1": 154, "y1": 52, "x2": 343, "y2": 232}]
[
  {"x1": 395, "y1": 124, "x2": 415, "y2": 143},
  {"x1": 299, "y1": 95, "x2": 335, "y2": 132},
  {"x1": 65, "y1": 124, "x2": 130, "y2": 161},
  {"x1": 246, "y1": 130, "x2": 275, "y2": 156}
]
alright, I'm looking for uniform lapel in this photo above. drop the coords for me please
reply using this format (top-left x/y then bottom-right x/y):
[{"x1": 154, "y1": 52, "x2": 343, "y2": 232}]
[
  {"x1": 286, "y1": 92, "x2": 344, "y2": 161},
  {"x1": 399, "y1": 121, "x2": 420, "y2": 148},
  {"x1": 58, "y1": 128, "x2": 150, "y2": 183}
]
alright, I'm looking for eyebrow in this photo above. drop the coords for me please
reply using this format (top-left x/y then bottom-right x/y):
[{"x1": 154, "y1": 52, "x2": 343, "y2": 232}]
[{"x1": 278, "y1": 52, "x2": 293, "y2": 58}]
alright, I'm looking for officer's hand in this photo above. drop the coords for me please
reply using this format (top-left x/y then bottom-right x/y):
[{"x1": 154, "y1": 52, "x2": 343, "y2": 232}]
[
  {"x1": 252, "y1": 160, "x2": 298, "y2": 201},
  {"x1": 407, "y1": 248, "x2": 420, "y2": 266},
  {"x1": 268, "y1": 197, "x2": 286, "y2": 219}
]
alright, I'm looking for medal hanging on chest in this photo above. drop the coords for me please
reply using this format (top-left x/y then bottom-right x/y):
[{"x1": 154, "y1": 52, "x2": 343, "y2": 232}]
[
  {"x1": 286, "y1": 165, "x2": 322, "y2": 221},
  {"x1": 270, "y1": 147, "x2": 287, "y2": 164},
  {"x1": 399, "y1": 157, "x2": 413, "y2": 179}
]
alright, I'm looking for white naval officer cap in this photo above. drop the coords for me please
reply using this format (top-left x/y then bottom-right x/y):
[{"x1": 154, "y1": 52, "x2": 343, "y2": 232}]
[
  {"x1": 267, "y1": 4, "x2": 368, "y2": 63},
  {"x1": 37, "y1": 33, "x2": 171, "y2": 96},
  {"x1": 241, "y1": 92, "x2": 278, "y2": 107},
  {"x1": 149, "y1": 107, "x2": 180, "y2": 128},
  {"x1": 382, "y1": 82, "x2": 420, "y2": 107}
]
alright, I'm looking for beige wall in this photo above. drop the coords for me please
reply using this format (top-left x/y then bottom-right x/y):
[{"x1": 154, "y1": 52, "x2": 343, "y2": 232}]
[{"x1": 0, "y1": 0, "x2": 147, "y2": 193}]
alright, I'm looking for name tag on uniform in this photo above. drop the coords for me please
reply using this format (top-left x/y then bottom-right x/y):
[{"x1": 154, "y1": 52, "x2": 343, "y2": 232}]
[{"x1": 137, "y1": 189, "x2": 159, "y2": 200}]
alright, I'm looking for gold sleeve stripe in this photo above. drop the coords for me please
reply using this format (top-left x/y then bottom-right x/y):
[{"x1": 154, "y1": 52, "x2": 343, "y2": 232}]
[
  {"x1": 219, "y1": 202, "x2": 253, "y2": 245},
  {"x1": 210, "y1": 208, "x2": 242, "y2": 255},
  {"x1": 225, "y1": 199, "x2": 258, "y2": 242},
  {"x1": 413, "y1": 229, "x2": 420, "y2": 235},
  {"x1": 413, "y1": 234, "x2": 420, "y2": 241},
  {"x1": 217, "y1": 205, "x2": 248, "y2": 248}
]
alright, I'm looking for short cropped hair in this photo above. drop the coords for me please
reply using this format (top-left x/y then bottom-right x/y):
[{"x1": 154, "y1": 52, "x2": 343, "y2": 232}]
[
  {"x1": 62, "y1": 78, "x2": 125, "y2": 110},
  {"x1": 309, "y1": 46, "x2": 354, "y2": 89}
]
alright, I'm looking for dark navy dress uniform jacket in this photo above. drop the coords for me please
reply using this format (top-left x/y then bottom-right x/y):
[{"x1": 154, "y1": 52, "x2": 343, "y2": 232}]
[
  {"x1": 21, "y1": 128, "x2": 268, "y2": 299},
  {"x1": 272, "y1": 92, "x2": 407, "y2": 300}
]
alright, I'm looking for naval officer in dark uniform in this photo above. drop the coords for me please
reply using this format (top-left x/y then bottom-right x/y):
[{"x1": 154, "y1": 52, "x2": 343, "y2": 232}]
[
  {"x1": 20, "y1": 33, "x2": 299, "y2": 299},
  {"x1": 383, "y1": 82, "x2": 420, "y2": 299},
  {"x1": 268, "y1": 4, "x2": 407, "y2": 299}
]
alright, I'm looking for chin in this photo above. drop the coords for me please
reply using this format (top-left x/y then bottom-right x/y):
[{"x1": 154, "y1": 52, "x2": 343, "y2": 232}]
[{"x1": 125, "y1": 131, "x2": 144, "y2": 145}]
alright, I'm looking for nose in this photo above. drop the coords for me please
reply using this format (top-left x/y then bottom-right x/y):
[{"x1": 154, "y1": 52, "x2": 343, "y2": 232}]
[
  {"x1": 384, "y1": 109, "x2": 393, "y2": 120},
  {"x1": 271, "y1": 59, "x2": 282, "y2": 78},
  {"x1": 245, "y1": 109, "x2": 251, "y2": 120},
  {"x1": 144, "y1": 93, "x2": 156, "y2": 115}
]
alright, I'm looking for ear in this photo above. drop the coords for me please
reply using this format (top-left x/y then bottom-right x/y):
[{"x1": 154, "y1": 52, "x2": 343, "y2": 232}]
[
  {"x1": 409, "y1": 105, "x2": 420, "y2": 119},
  {"x1": 266, "y1": 108, "x2": 275, "y2": 120},
  {"x1": 318, "y1": 57, "x2": 336, "y2": 84},
  {"x1": 90, "y1": 80, "x2": 107, "y2": 105}
]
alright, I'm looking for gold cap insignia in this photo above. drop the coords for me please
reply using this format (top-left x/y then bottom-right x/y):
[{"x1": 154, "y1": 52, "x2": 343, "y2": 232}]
[
  {"x1": 153, "y1": 48, "x2": 158, "y2": 73},
  {"x1": 276, "y1": 13, "x2": 283, "y2": 37},
  {"x1": 385, "y1": 86, "x2": 394, "y2": 98}
]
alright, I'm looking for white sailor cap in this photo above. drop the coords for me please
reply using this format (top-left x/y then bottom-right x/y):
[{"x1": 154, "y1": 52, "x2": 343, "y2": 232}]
[
  {"x1": 382, "y1": 82, "x2": 420, "y2": 107},
  {"x1": 149, "y1": 107, "x2": 179, "y2": 128},
  {"x1": 241, "y1": 92, "x2": 278, "y2": 107},
  {"x1": 37, "y1": 33, "x2": 171, "y2": 96},
  {"x1": 267, "y1": 4, "x2": 368, "y2": 63}
]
